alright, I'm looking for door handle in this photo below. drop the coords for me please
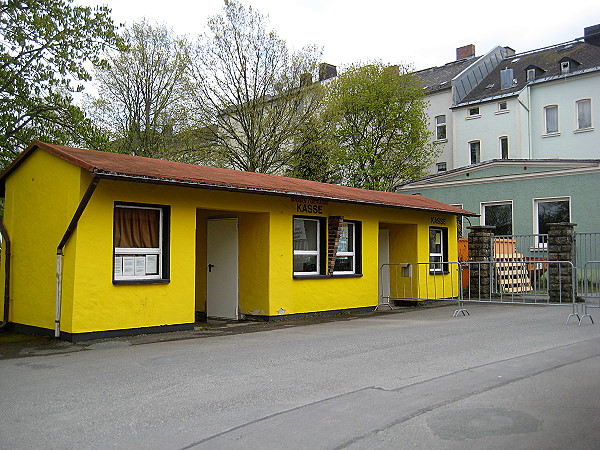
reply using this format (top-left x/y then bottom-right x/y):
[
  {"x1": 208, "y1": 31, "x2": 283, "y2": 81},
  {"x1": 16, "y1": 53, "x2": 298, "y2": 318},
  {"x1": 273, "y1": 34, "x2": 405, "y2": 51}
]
[{"x1": 208, "y1": 264, "x2": 215, "y2": 272}]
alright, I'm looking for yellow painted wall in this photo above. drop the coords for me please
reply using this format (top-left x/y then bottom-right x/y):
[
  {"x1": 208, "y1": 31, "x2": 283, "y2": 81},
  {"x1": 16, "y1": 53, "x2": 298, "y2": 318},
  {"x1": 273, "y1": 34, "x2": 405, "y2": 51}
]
[
  {"x1": 269, "y1": 202, "x2": 380, "y2": 315},
  {"x1": 383, "y1": 220, "x2": 459, "y2": 301},
  {"x1": 68, "y1": 180, "x2": 197, "y2": 334},
  {"x1": 1, "y1": 150, "x2": 83, "y2": 330},
  {"x1": 418, "y1": 221, "x2": 459, "y2": 300},
  {"x1": 2, "y1": 149, "x2": 460, "y2": 335},
  {"x1": 238, "y1": 212, "x2": 270, "y2": 314}
]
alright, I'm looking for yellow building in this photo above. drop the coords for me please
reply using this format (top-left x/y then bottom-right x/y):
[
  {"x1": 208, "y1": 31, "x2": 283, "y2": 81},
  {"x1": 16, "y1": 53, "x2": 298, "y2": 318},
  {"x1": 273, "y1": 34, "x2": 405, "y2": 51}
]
[{"x1": 0, "y1": 141, "x2": 473, "y2": 341}]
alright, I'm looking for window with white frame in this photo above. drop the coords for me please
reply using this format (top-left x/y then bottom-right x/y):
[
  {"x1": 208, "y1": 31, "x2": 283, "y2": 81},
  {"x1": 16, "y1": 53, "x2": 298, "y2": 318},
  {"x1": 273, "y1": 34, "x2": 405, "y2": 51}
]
[
  {"x1": 576, "y1": 99, "x2": 592, "y2": 130},
  {"x1": 534, "y1": 197, "x2": 570, "y2": 246},
  {"x1": 293, "y1": 217, "x2": 322, "y2": 275},
  {"x1": 469, "y1": 141, "x2": 480, "y2": 164},
  {"x1": 527, "y1": 68, "x2": 536, "y2": 82},
  {"x1": 113, "y1": 203, "x2": 170, "y2": 283},
  {"x1": 293, "y1": 217, "x2": 360, "y2": 276},
  {"x1": 333, "y1": 221, "x2": 358, "y2": 274},
  {"x1": 499, "y1": 136, "x2": 509, "y2": 159},
  {"x1": 467, "y1": 106, "x2": 480, "y2": 117},
  {"x1": 429, "y1": 227, "x2": 448, "y2": 273},
  {"x1": 482, "y1": 201, "x2": 513, "y2": 236},
  {"x1": 544, "y1": 105, "x2": 559, "y2": 134},
  {"x1": 436, "y1": 162, "x2": 447, "y2": 172},
  {"x1": 435, "y1": 115, "x2": 447, "y2": 140},
  {"x1": 498, "y1": 101, "x2": 508, "y2": 112}
]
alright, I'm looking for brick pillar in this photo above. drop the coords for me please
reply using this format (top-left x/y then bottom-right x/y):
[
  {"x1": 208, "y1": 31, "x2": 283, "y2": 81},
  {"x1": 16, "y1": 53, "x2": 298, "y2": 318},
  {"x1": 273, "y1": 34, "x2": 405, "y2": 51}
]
[
  {"x1": 547, "y1": 222, "x2": 576, "y2": 303},
  {"x1": 327, "y1": 216, "x2": 343, "y2": 275},
  {"x1": 467, "y1": 225, "x2": 495, "y2": 297}
]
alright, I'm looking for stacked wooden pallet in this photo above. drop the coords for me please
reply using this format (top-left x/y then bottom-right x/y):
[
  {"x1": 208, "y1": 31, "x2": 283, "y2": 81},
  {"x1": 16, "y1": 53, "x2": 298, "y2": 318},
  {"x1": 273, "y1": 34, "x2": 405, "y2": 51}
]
[{"x1": 493, "y1": 239, "x2": 532, "y2": 293}]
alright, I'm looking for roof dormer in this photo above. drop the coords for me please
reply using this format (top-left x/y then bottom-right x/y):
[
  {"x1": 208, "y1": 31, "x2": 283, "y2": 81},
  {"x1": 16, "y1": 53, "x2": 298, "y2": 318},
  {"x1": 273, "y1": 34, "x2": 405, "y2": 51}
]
[
  {"x1": 525, "y1": 65, "x2": 545, "y2": 82},
  {"x1": 558, "y1": 57, "x2": 581, "y2": 74}
]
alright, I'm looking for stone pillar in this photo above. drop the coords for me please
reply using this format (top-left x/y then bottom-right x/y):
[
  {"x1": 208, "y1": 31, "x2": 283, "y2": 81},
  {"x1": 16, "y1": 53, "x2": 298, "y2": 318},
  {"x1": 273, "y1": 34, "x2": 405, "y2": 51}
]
[
  {"x1": 467, "y1": 225, "x2": 495, "y2": 297},
  {"x1": 547, "y1": 222, "x2": 576, "y2": 303}
]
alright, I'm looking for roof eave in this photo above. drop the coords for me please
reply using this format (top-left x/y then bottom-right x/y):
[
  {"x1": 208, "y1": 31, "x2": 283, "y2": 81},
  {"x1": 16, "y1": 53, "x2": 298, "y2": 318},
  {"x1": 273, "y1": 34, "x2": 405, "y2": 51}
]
[{"x1": 95, "y1": 170, "x2": 477, "y2": 217}]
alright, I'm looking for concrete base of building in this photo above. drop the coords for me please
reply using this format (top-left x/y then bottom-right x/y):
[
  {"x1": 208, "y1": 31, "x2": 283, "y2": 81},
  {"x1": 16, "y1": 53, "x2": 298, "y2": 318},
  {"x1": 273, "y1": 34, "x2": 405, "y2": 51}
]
[
  {"x1": 6, "y1": 322, "x2": 195, "y2": 342},
  {"x1": 242, "y1": 306, "x2": 377, "y2": 322}
]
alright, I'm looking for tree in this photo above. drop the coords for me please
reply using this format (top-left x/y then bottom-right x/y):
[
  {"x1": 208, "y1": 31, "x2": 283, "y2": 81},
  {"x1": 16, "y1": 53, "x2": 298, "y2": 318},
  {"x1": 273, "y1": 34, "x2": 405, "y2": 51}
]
[
  {"x1": 325, "y1": 63, "x2": 438, "y2": 191},
  {"x1": 0, "y1": 0, "x2": 121, "y2": 169},
  {"x1": 90, "y1": 21, "x2": 206, "y2": 161},
  {"x1": 188, "y1": 0, "x2": 323, "y2": 174},
  {"x1": 286, "y1": 115, "x2": 334, "y2": 183}
]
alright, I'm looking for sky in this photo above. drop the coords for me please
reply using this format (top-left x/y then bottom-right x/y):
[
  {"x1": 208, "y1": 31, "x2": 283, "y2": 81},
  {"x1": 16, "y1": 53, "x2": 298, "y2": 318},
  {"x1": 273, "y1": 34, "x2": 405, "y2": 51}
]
[{"x1": 76, "y1": 0, "x2": 599, "y2": 71}]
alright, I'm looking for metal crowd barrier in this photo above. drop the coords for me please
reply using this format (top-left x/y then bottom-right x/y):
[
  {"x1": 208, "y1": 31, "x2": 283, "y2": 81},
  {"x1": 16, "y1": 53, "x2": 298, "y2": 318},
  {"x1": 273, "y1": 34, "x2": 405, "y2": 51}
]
[
  {"x1": 578, "y1": 260, "x2": 600, "y2": 325},
  {"x1": 378, "y1": 262, "x2": 463, "y2": 316},
  {"x1": 379, "y1": 260, "x2": 580, "y2": 322}
]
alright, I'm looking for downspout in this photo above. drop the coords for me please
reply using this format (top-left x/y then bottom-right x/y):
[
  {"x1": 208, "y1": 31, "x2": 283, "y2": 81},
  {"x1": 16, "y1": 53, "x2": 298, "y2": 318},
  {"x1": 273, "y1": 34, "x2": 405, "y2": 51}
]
[
  {"x1": 55, "y1": 174, "x2": 101, "y2": 338},
  {"x1": 518, "y1": 85, "x2": 533, "y2": 159},
  {"x1": 0, "y1": 220, "x2": 11, "y2": 329},
  {"x1": 527, "y1": 85, "x2": 532, "y2": 159}
]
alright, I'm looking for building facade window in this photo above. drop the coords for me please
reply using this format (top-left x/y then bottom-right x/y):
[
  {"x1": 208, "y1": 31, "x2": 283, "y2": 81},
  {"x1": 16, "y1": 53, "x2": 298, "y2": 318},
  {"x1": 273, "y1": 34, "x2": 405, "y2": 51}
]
[
  {"x1": 527, "y1": 68, "x2": 536, "y2": 82},
  {"x1": 481, "y1": 201, "x2": 513, "y2": 236},
  {"x1": 467, "y1": 107, "x2": 480, "y2": 117},
  {"x1": 293, "y1": 217, "x2": 361, "y2": 276},
  {"x1": 560, "y1": 61, "x2": 570, "y2": 74},
  {"x1": 435, "y1": 115, "x2": 447, "y2": 140},
  {"x1": 293, "y1": 217, "x2": 323, "y2": 275},
  {"x1": 544, "y1": 105, "x2": 559, "y2": 134},
  {"x1": 113, "y1": 203, "x2": 170, "y2": 283},
  {"x1": 469, "y1": 141, "x2": 480, "y2": 164},
  {"x1": 576, "y1": 99, "x2": 592, "y2": 130},
  {"x1": 436, "y1": 162, "x2": 447, "y2": 172},
  {"x1": 333, "y1": 221, "x2": 361, "y2": 274},
  {"x1": 499, "y1": 136, "x2": 509, "y2": 159},
  {"x1": 429, "y1": 227, "x2": 448, "y2": 273},
  {"x1": 534, "y1": 197, "x2": 570, "y2": 246},
  {"x1": 498, "y1": 101, "x2": 508, "y2": 112}
]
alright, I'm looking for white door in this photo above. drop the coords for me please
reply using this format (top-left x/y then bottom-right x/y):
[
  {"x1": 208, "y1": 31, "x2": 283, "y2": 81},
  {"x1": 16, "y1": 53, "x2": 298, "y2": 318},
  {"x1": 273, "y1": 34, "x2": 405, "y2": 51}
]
[
  {"x1": 378, "y1": 228, "x2": 390, "y2": 305},
  {"x1": 207, "y1": 218, "x2": 239, "y2": 319}
]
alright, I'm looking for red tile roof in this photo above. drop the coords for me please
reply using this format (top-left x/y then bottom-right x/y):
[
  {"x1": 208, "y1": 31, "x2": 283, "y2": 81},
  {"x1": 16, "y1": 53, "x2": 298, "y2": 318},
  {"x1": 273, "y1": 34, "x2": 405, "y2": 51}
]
[{"x1": 0, "y1": 141, "x2": 475, "y2": 216}]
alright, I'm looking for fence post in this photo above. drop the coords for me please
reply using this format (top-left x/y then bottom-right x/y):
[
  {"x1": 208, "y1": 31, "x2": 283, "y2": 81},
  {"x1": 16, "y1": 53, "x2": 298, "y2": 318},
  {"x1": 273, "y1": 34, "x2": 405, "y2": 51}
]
[
  {"x1": 467, "y1": 225, "x2": 495, "y2": 297},
  {"x1": 547, "y1": 222, "x2": 576, "y2": 303}
]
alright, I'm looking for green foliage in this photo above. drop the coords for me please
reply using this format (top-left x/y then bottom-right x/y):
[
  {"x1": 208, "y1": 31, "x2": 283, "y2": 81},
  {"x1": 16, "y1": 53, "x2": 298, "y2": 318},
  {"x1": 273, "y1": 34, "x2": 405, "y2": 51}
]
[
  {"x1": 325, "y1": 63, "x2": 438, "y2": 191},
  {"x1": 0, "y1": 0, "x2": 121, "y2": 169},
  {"x1": 286, "y1": 116, "x2": 334, "y2": 183},
  {"x1": 188, "y1": 0, "x2": 323, "y2": 174}
]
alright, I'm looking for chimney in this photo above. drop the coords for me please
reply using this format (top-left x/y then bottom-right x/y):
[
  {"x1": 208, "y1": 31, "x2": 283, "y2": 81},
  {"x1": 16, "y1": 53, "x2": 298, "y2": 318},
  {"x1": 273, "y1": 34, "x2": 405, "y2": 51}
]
[
  {"x1": 300, "y1": 72, "x2": 313, "y2": 87},
  {"x1": 456, "y1": 44, "x2": 475, "y2": 60},
  {"x1": 500, "y1": 68, "x2": 514, "y2": 90},
  {"x1": 584, "y1": 24, "x2": 600, "y2": 46},
  {"x1": 504, "y1": 46, "x2": 516, "y2": 57},
  {"x1": 319, "y1": 63, "x2": 337, "y2": 81}
]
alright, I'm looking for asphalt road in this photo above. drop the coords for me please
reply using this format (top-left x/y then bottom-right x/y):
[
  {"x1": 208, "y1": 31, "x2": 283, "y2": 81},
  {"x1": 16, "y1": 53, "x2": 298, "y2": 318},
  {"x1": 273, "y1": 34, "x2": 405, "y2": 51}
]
[{"x1": 1, "y1": 303, "x2": 600, "y2": 449}]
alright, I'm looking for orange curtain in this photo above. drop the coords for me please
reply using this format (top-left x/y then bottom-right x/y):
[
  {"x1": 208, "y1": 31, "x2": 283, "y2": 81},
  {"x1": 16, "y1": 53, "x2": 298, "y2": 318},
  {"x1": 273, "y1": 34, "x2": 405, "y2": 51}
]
[{"x1": 114, "y1": 208, "x2": 159, "y2": 248}]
